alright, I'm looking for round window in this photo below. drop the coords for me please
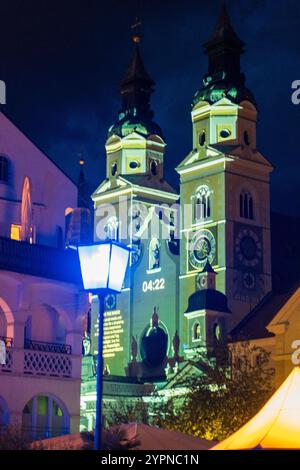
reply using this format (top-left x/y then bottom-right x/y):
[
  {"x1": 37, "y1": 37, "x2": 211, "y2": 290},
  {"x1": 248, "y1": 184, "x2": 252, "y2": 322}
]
[
  {"x1": 220, "y1": 128, "x2": 231, "y2": 139},
  {"x1": 129, "y1": 161, "x2": 140, "y2": 169}
]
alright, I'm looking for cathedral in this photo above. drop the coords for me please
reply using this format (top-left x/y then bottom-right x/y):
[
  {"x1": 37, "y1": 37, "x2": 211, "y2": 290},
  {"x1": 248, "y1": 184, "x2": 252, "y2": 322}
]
[{"x1": 80, "y1": 5, "x2": 298, "y2": 429}]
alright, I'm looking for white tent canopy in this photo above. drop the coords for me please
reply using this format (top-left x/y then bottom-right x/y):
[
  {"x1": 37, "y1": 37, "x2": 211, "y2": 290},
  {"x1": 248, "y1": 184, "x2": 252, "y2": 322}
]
[{"x1": 213, "y1": 367, "x2": 300, "y2": 450}]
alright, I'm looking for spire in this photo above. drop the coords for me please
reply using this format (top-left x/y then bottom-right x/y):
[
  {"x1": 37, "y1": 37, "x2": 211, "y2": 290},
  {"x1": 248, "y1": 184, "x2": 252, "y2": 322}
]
[
  {"x1": 108, "y1": 20, "x2": 163, "y2": 139},
  {"x1": 119, "y1": 44, "x2": 155, "y2": 121},
  {"x1": 205, "y1": 2, "x2": 244, "y2": 51},
  {"x1": 193, "y1": 2, "x2": 255, "y2": 107},
  {"x1": 202, "y1": 260, "x2": 216, "y2": 274},
  {"x1": 77, "y1": 158, "x2": 89, "y2": 209}
]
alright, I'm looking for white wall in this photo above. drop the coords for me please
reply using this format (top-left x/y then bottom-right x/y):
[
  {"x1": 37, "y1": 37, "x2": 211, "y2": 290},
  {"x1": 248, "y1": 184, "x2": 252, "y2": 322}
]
[{"x1": 0, "y1": 112, "x2": 77, "y2": 247}]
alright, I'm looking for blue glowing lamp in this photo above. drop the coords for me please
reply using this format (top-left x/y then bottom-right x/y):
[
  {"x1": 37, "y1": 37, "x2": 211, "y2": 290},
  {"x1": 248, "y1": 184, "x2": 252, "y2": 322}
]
[{"x1": 78, "y1": 241, "x2": 131, "y2": 293}]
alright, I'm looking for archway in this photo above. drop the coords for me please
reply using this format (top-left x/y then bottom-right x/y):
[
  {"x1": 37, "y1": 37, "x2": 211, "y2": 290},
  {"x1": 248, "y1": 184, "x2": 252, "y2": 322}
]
[
  {"x1": 28, "y1": 305, "x2": 67, "y2": 346},
  {"x1": 22, "y1": 394, "x2": 69, "y2": 439},
  {"x1": 0, "y1": 297, "x2": 14, "y2": 339},
  {"x1": 0, "y1": 396, "x2": 9, "y2": 431}
]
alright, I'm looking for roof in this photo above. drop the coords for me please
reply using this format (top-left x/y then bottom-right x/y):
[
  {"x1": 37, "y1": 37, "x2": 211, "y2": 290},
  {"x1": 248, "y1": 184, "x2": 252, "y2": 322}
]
[
  {"x1": 109, "y1": 45, "x2": 163, "y2": 139},
  {"x1": 185, "y1": 289, "x2": 231, "y2": 314},
  {"x1": 202, "y1": 260, "x2": 216, "y2": 273},
  {"x1": 193, "y1": 4, "x2": 256, "y2": 108},
  {"x1": 229, "y1": 287, "x2": 300, "y2": 342},
  {"x1": 212, "y1": 367, "x2": 300, "y2": 449},
  {"x1": 122, "y1": 173, "x2": 177, "y2": 195},
  {"x1": 203, "y1": 3, "x2": 244, "y2": 50}
]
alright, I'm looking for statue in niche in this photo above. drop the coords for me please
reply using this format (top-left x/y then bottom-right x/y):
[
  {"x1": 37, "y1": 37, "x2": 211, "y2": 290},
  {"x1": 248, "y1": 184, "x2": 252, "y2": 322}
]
[
  {"x1": 172, "y1": 330, "x2": 180, "y2": 360},
  {"x1": 151, "y1": 307, "x2": 159, "y2": 328},
  {"x1": 82, "y1": 331, "x2": 91, "y2": 356},
  {"x1": 131, "y1": 335, "x2": 138, "y2": 362},
  {"x1": 149, "y1": 237, "x2": 160, "y2": 270}
]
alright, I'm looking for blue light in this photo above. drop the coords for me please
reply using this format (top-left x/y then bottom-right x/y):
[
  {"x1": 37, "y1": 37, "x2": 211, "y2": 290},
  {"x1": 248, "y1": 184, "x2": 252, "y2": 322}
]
[{"x1": 78, "y1": 241, "x2": 130, "y2": 293}]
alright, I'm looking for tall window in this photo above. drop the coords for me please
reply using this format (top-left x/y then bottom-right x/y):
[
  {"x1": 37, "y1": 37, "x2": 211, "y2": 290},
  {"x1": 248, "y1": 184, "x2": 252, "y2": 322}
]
[
  {"x1": 194, "y1": 185, "x2": 211, "y2": 221},
  {"x1": 104, "y1": 216, "x2": 119, "y2": 241},
  {"x1": 240, "y1": 191, "x2": 254, "y2": 219},
  {"x1": 149, "y1": 237, "x2": 161, "y2": 270},
  {"x1": 0, "y1": 156, "x2": 8, "y2": 182},
  {"x1": 193, "y1": 322, "x2": 201, "y2": 341}
]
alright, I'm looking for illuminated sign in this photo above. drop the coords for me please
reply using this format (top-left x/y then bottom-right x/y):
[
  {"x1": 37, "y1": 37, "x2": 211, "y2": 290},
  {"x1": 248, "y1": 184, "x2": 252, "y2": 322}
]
[
  {"x1": 142, "y1": 278, "x2": 165, "y2": 293},
  {"x1": 102, "y1": 310, "x2": 124, "y2": 358}
]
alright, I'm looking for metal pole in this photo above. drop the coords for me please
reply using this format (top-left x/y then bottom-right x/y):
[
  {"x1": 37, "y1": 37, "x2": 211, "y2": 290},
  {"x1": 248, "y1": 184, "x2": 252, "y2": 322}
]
[{"x1": 94, "y1": 293, "x2": 105, "y2": 451}]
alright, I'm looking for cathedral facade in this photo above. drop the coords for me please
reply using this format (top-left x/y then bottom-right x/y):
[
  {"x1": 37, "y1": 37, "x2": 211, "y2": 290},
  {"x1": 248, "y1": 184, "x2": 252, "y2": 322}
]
[{"x1": 80, "y1": 6, "x2": 274, "y2": 429}]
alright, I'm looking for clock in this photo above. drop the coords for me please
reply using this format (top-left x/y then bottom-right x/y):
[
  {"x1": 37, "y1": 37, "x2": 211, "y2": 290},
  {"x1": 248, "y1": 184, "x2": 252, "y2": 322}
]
[
  {"x1": 242, "y1": 271, "x2": 256, "y2": 290},
  {"x1": 189, "y1": 229, "x2": 216, "y2": 269},
  {"x1": 233, "y1": 270, "x2": 265, "y2": 302},
  {"x1": 104, "y1": 294, "x2": 116, "y2": 310},
  {"x1": 235, "y1": 227, "x2": 262, "y2": 268}
]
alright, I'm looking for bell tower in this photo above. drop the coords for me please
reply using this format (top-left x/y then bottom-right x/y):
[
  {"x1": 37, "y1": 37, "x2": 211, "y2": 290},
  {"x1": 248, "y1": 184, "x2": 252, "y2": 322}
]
[
  {"x1": 177, "y1": 4, "x2": 273, "y2": 344},
  {"x1": 91, "y1": 30, "x2": 179, "y2": 378}
]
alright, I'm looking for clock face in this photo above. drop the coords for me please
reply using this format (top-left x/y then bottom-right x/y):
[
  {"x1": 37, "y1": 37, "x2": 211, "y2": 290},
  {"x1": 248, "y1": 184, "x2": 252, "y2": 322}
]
[
  {"x1": 235, "y1": 228, "x2": 262, "y2": 267},
  {"x1": 242, "y1": 271, "x2": 256, "y2": 290},
  {"x1": 189, "y1": 229, "x2": 216, "y2": 269},
  {"x1": 104, "y1": 294, "x2": 116, "y2": 310}
]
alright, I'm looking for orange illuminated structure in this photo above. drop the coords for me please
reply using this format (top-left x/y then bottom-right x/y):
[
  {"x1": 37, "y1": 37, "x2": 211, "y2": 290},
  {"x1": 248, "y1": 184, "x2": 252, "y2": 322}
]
[{"x1": 212, "y1": 367, "x2": 300, "y2": 450}]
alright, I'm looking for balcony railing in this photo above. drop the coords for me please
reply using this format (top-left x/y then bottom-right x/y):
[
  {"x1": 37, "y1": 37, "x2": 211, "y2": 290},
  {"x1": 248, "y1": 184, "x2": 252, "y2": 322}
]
[
  {"x1": 24, "y1": 349, "x2": 72, "y2": 378},
  {"x1": 0, "y1": 236, "x2": 82, "y2": 284},
  {"x1": 24, "y1": 339, "x2": 72, "y2": 355},
  {"x1": 0, "y1": 339, "x2": 73, "y2": 378}
]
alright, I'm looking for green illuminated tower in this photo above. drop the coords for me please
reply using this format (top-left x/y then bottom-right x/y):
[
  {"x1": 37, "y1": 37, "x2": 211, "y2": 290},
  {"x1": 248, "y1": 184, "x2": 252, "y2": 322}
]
[
  {"x1": 176, "y1": 4, "x2": 273, "y2": 357},
  {"x1": 91, "y1": 35, "x2": 180, "y2": 378}
]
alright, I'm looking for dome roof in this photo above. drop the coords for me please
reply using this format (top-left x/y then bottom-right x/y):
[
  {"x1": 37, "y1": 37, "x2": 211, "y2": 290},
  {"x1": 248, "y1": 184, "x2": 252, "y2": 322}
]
[
  {"x1": 108, "y1": 116, "x2": 163, "y2": 139},
  {"x1": 185, "y1": 289, "x2": 231, "y2": 314},
  {"x1": 108, "y1": 45, "x2": 163, "y2": 139}
]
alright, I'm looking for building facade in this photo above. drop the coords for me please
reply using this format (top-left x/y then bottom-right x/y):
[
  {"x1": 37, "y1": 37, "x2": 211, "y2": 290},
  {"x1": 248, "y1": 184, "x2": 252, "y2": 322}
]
[
  {"x1": 0, "y1": 111, "x2": 88, "y2": 438},
  {"x1": 81, "y1": 5, "x2": 276, "y2": 429}
]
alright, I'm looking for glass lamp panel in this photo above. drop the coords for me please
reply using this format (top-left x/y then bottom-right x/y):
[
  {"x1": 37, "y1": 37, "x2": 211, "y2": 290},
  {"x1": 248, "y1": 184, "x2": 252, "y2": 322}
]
[
  {"x1": 78, "y1": 244, "x2": 110, "y2": 290},
  {"x1": 108, "y1": 244, "x2": 130, "y2": 292}
]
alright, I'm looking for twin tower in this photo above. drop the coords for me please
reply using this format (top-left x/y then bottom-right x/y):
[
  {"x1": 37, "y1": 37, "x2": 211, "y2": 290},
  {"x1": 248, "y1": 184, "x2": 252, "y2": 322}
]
[{"x1": 89, "y1": 5, "x2": 272, "y2": 379}]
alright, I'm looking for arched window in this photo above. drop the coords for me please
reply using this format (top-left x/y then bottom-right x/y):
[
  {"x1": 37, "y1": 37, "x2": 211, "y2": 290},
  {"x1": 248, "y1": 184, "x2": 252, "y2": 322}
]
[
  {"x1": 199, "y1": 130, "x2": 206, "y2": 146},
  {"x1": 0, "y1": 156, "x2": 9, "y2": 182},
  {"x1": 240, "y1": 191, "x2": 254, "y2": 220},
  {"x1": 111, "y1": 162, "x2": 117, "y2": 176},
  {"x1": 149, "y1": 237, "x2": 161, "y2": 270},
  {"x1": 104, "y1": 216, "x2": 119, "y2": 241},
  {"x1": 213, "y1": 322, "x2": 221, "y2": 341},
  {"x1": 244, "y1": 130, "x2": 250, "y2": 146},
  {"x1": 22, "y1": 395, "x2": 69, "y2": 439},
  {"x1": 150, "y1": 161, "x2": 157, "y2": 176},
  {"x1": 193, "y1": 322, "x2": 201, "y2": 341},
  {"x1": 194, "y1": 185, "x2": 212, "y2": 221}
]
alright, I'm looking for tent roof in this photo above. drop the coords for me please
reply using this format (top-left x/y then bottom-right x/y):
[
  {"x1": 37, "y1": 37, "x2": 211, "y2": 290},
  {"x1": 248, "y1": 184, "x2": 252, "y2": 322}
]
[
  {"x1": 212, "y1": 367, "x2": 300, "y2": 450},
  {"x1": 113, "y1": 423, "x2": 215, "y2": 450}
]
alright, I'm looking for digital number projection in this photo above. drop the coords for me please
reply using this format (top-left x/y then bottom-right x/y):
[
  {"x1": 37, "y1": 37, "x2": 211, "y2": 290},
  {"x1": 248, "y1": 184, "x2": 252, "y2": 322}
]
[{"x1": 142, "y1": 278, "x2": 165, "y2": 293}]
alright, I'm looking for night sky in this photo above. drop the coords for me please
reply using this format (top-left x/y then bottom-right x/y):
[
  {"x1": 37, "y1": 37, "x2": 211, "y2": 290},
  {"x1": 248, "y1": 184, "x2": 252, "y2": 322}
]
[{"x1": 1, "y1": 0, "x2": 300, "y2": 216}]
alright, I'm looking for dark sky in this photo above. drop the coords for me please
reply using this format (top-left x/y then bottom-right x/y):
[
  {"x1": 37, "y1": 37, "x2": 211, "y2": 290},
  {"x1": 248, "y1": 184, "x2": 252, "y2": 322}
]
[{"x1": 1, "y1": 0, "x2": 300, "y2": 216}]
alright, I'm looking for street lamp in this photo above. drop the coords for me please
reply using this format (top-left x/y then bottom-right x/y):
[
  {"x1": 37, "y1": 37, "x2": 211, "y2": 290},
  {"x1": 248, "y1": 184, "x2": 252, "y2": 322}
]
[{"x1": 78, "y1": 241, "x2": 131, "y2": 450}]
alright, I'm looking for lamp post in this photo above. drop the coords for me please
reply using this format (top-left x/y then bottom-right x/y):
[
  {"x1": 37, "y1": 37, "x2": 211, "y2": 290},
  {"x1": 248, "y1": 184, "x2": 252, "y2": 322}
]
[{"x1": 78, "y1": 241, "x2": 131, "y2": 451}]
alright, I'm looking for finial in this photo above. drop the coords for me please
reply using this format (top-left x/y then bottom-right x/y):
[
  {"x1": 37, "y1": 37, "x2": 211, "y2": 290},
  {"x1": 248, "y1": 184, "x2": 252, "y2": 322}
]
[
  {"x1": 77, "y1": 152, "x2": 85, "y2": 167},
  {"x1": 131, "y1": 17, "x2": 142, "y2": 44}
]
